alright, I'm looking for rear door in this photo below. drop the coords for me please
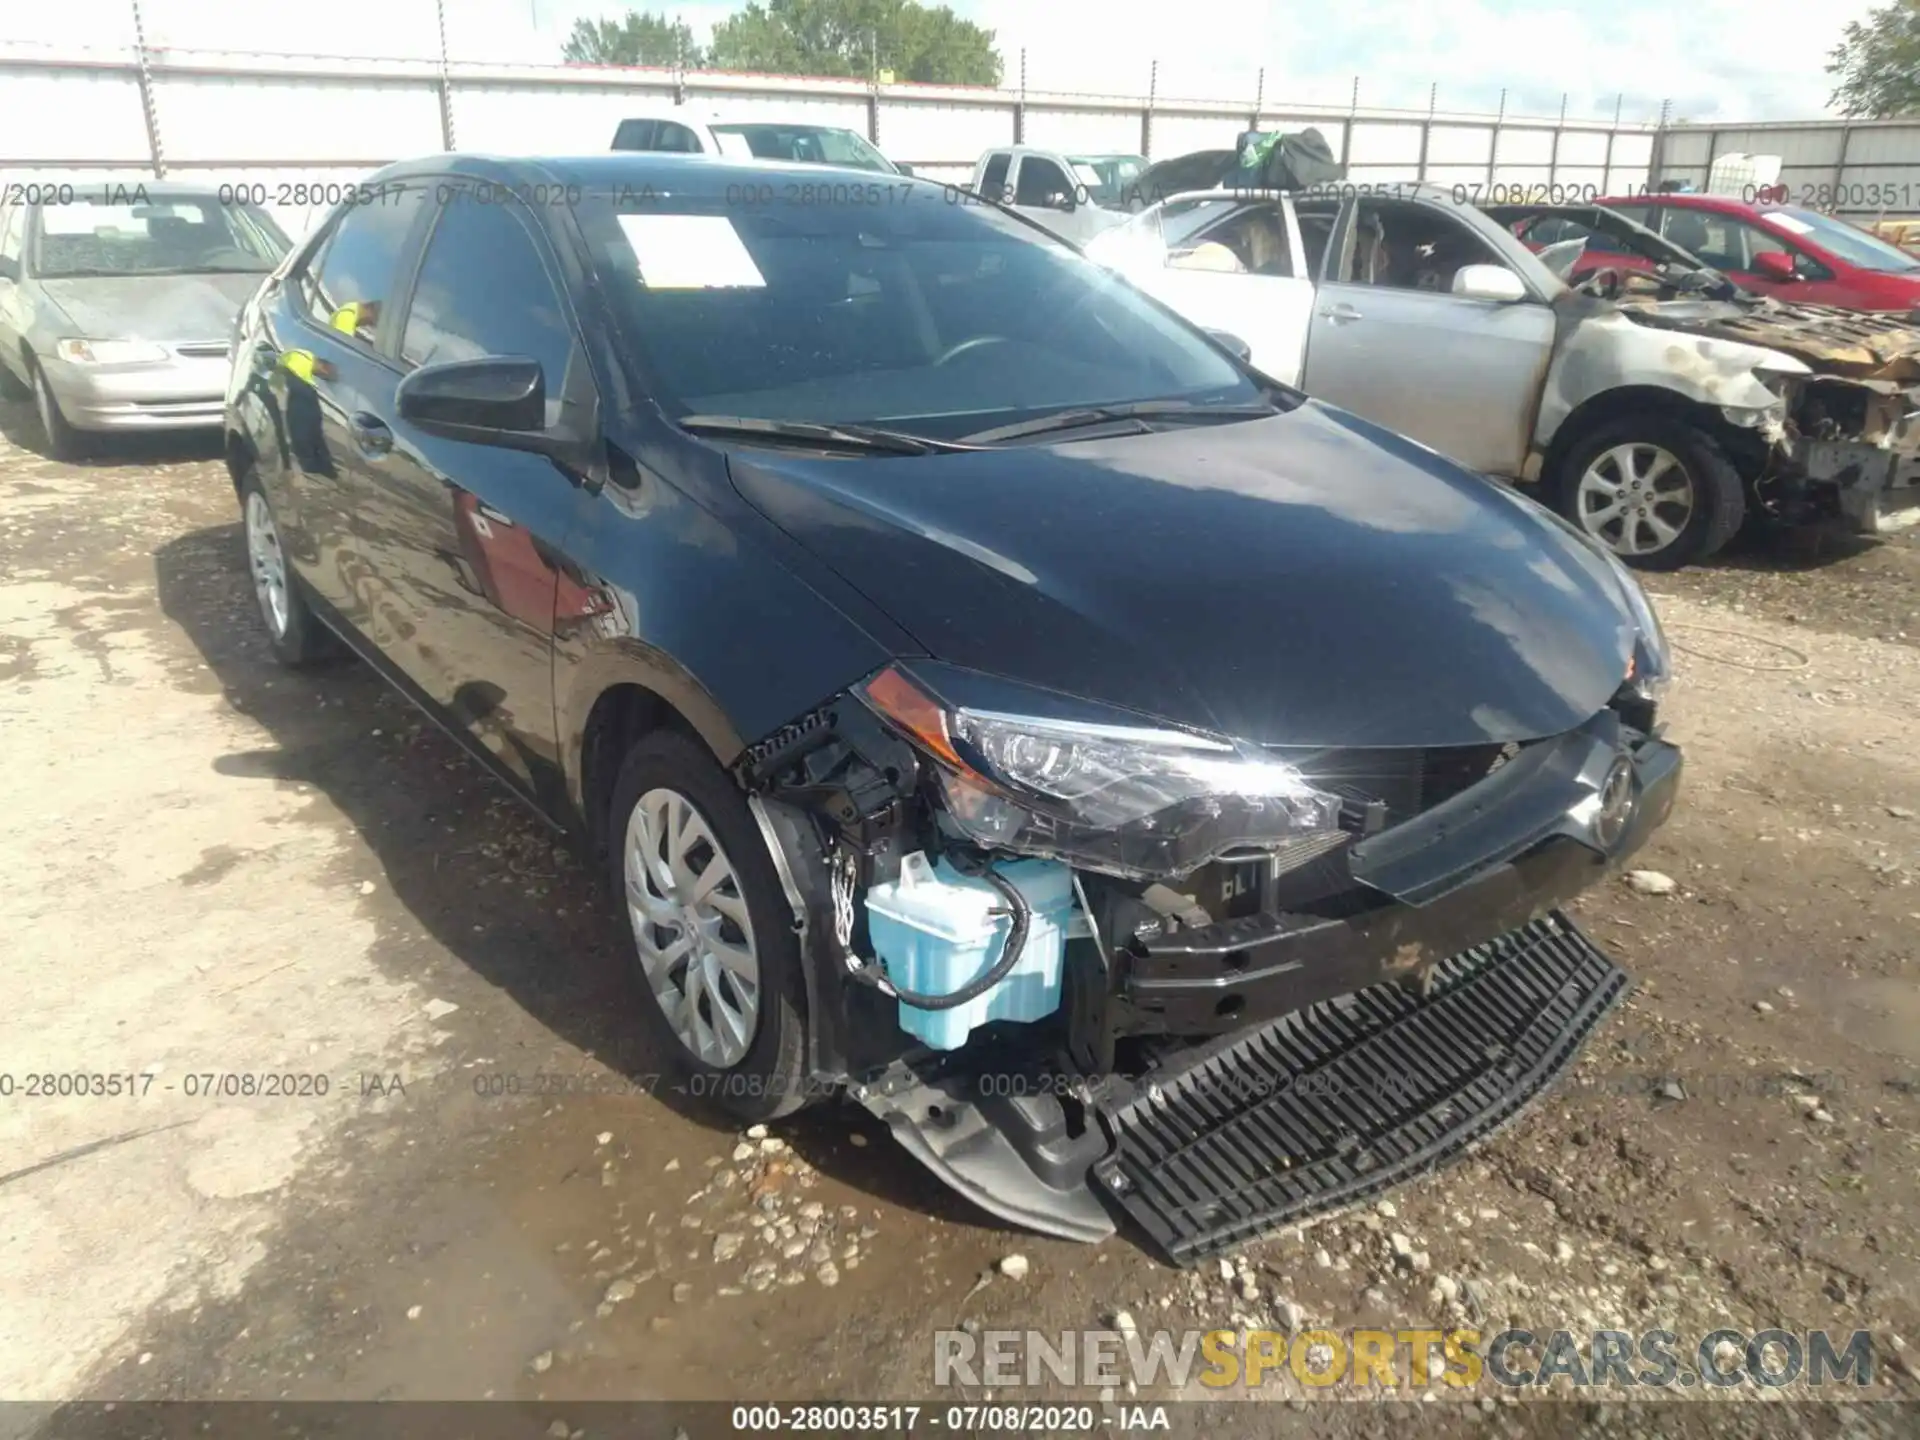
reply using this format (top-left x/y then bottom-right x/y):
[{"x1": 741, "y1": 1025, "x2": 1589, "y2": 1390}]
[
  {"x1": 374, "y1": 181, "x2": 594, "y2": 797},
  {"x1": 1085, "y1": 196, "x2": 1313, "y2": 384},
  {"x1": 1303, "y1": 195, "x2": 1553, "y2": 477}
]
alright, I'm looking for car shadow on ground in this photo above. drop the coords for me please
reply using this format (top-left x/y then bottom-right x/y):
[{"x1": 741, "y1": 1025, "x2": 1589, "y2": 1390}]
[
  {"x1": 0, "y1": 399, "x2": 225, "y2": 467},
  {"x1": 1706, "y1": 517, "x2": 1888, "y2": 573},
  {"x1": 150, "y1": 520, "x2": 986, "y2": 1229}
]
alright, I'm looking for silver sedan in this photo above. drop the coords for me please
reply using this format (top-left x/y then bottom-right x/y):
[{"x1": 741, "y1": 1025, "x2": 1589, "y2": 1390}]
[{"x1": 0, "y1": 179, "x2": 290, "y2": 458}]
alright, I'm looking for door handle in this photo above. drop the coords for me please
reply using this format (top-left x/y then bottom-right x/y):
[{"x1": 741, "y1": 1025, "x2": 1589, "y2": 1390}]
[
  {"x1": 347, "y1": 412, "x2": 392, "y2": 456},
  {"x1": 1318, "y1": 303, "x2": 1363, "y2": 324}
]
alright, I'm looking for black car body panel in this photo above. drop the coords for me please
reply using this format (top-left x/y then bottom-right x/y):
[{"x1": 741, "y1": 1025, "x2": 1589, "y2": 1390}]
[
  {"x1": 223, "y1": 151, "x2": 1680, "y2": 1246},
  {"x1": 728, "y1": 400, "x2": 1635, "y2": 748}
]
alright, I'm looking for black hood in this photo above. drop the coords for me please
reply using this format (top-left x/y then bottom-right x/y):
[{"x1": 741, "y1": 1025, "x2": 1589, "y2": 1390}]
[{"x1": 728, "y1": 402, "x2": 1637, "y2": 749}]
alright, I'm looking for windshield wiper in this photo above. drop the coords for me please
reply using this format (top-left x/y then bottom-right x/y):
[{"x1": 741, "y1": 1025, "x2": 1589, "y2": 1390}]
[
  {"x1": 959, "y1": 399, "x2": 1279, "y2": 444},
  {"x1": 678, "y1": 414, "x2": 980, "y2": 455}
]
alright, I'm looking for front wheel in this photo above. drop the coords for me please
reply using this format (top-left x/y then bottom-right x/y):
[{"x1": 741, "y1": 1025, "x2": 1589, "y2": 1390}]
[
  {"x1": 608, "y1": 730, "x2": 814, "y2": 1122},
  {"x1": 31, "y1": 361, "x2": 87, "y2": 462},
  {"x1": 1549, "y1": 415, "x2": 1746, "y2": 571}
]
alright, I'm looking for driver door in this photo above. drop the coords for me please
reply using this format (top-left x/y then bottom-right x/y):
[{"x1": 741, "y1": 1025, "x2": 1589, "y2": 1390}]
[{"x1": 1085, "y1": 196, "x2": 1313, "y2": 384}]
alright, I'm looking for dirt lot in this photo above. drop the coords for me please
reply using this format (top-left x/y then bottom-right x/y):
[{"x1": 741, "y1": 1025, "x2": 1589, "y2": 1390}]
[{"x1": 1, "y1": 402, "x2": 1917, "y2": 1437}]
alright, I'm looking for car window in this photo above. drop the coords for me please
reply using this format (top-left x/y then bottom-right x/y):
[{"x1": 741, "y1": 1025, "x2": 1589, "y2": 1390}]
[
  {"x1": 979, "y1": 154, "x2": 1011, "y2": 201},
  {"x1": 612, "y1": 120, "x2": 655, "y2": 151},
  {"x1": 30, "y1": 194, "x2": 289, "y2": 279},
  {"x1": 1608, "y1": 203, "x2": 1655, "y2": 229},
  {"x1": 1342, "y1": 198, "x2": 1506, "y2": 292},
  {"x1": 710, "y1": 124, "x2": 893, "y2": 174},
  {"x1": 400, "y1": 193, "x2": 575, "y2": 412},
  {"x1": 1014, "y1": 156, "x2": 1074, "y2": 207},
  {"x1": 654, "y1": 122, "x2": 703, "y2": 154},
  {"x1": 1657, "y1": 208, "x2": 1775, "y2": 270},
  {"x1": 298, "y1": 186, "x2": 427, "y2": 350},
  {"x1": 1172, "y1": 201, "x2": 1293, "y2": 276},
  {"x1": 576, "y1": 191, "x2": 1260, "y2": 439},
  {"x1": 1765, "y1": 207, "x2": 1920, "y2": 274}
]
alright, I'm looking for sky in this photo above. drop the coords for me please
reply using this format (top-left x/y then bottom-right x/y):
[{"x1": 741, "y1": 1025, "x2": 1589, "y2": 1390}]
[{"x1": 2, "y1": 0, "x2": 1886, "y2": 124}]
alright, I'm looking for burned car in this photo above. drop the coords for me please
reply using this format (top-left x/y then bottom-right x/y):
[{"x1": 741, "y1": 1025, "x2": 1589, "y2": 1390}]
[
  {"x1": 227, "y1": 154, "x2": 1679, "y2": 1262},
  {"x1": 1089, "y1": 183, "x2": 1920, "y2": 568}
]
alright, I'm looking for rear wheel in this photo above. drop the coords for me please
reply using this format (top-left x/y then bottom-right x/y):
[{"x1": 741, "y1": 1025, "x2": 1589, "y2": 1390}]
[
  {"x1": 241, "y1": 475, "x2": 337, "y2": 668},
  {"x1": 30, "y1": 360, "x2": 87, "y2": 461},
  {"x1": 1550, "y1": 415, "x2": 1745, "y2": 571},
  {"x1": 608, "y1": 730, "x2": 812, "y2": 1122}
]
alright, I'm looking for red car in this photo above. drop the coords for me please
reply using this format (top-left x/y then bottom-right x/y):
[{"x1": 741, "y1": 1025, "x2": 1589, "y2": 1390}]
[{"x1": 1520, "y1": 192, "x2": 1920, "y2": 313}]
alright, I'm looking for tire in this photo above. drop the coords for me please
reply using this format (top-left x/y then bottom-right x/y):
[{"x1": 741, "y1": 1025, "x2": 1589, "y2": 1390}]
[
  {"x1": 240, "y1": 473, "x2": 337, "y2": 668},
  {"x1": 1548, "y1": 414, "x2": 1746, "y2": 571},
  {"x1": 607, "y1": 730, "x2": 812, "y2": 1123},
  {"x1": 30, "y1": 359, "x2": 88, "y2": 462}
]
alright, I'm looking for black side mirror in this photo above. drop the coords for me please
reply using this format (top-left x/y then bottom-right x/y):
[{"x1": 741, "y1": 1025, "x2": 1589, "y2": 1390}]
[
  {"x1": 397, "y1": 356, "x2": 565, "y2": 455},
  {"x1": 1206, "y1": 328, "x2": 1253, "y2": 362}
]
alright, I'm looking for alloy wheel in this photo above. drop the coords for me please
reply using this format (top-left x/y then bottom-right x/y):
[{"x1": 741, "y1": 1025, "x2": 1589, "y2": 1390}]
[
  {"x1": 245, "y1": 491, "x2": 290, "y2": 638},
  {"x1": 623, "y1": 786, "x2": 761, "y2": 1068},
  {"x1": 1575, "y1": 443, "x2": 1696, "y2": 559}
]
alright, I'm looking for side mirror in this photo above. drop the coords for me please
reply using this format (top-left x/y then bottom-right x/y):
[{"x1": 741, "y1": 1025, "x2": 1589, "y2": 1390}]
[
  {"x1": 1206, "y1": 329, "x2": 1253, "y2": 361},
  {"x1": 1753, "y1": 250, "x2": 1796, "y2": 281},
  {"x1": 1452, "y1": 264, "x2": 1528, "y2": 303},
  {"x1": 397, "y1": 356, "x2": 565, "y2": 455},
  {"x1": 893, "y1": 161, "x2": 915, "y2": 177}
]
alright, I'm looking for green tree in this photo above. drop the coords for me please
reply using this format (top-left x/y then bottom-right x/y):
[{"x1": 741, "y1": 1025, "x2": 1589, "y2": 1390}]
[
  {"x1": 1828, "y1": 0, "x2": 1920, "y2": 117},
  {"x1": 563, "y1": 11, "x2": 707, "y2": 68},
  {"x1": 709, "y1": 0, "x2": 1001, "y2": 86}
]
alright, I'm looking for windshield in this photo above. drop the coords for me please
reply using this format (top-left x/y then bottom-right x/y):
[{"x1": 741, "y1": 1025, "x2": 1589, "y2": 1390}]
[
  {"x1": 708, "y1": 124, "x2": 897, "y2": 175},
  {"x1": 577, "y1": 188, "x2": 1260, "y2": 441},
  {"x1": 1067, "y1": 154, "x2": 1147, "y2": 203},
  {"x1": 1765, "y1": 206, "x2": 1920, "y2": 273},
  {"x1": 31, "y1": 195, "x2": 289, "y2": 278}
]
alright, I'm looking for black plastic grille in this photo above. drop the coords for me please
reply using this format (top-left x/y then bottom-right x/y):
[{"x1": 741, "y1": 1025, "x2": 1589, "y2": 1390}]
[{"x1": 1092, "y1": 911, "x2": 1628, "y2": 1265}]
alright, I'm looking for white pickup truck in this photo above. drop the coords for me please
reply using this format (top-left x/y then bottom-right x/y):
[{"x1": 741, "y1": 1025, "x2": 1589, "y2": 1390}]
[
  {"x1": 968, "y1": 147, "x2": 1142, "y2": 246},
  {"x1": 1087, "y1": 183, "x2": 1920, "y2": 568}
]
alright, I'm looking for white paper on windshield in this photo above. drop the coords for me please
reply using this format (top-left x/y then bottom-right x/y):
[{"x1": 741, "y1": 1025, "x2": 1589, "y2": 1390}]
[
  {"x1": 1072, "y1": 164, "x2": 1104, "y2": 188},
  {"x1": 712, "y1": 131, "x2": 755, "y2": 159},
  {"x1": 617, "y1": 214, "x2": 766, "y2": 289},
  {"x1": 1769, "y1": 213, "x2": 1814, "y2": 235}
]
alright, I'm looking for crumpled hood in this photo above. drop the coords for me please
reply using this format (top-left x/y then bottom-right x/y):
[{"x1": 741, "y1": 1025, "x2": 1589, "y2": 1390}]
[
  {"x1": 728, "y1": 401, "x2": 1639, "y2": 748},
  {"x1": 1621, "y1": 293, "x2": 1920, "y2": 383},
  {"x1": 37, "y1": 273, "x2": 264, "y2": 344}
]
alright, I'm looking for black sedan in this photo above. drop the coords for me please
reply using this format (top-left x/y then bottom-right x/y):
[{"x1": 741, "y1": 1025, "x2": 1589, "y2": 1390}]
[{"x1": 224, "y1": 154, "x2": 1680, "y2": 1256}]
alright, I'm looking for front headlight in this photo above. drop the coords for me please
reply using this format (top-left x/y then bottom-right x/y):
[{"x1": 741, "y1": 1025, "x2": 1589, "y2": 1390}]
[
  {"x1": 54, "y1": 339, "x2": 171, "y2": 366},
  {"x1": 857, "y1": 666, "x2": 1349, "y2": 880}
]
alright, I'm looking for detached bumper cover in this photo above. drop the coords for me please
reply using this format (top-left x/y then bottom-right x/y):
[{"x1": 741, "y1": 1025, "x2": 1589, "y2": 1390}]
[{"x1": 1094, "y1": 911, "x2": 1628, "y2": 1264}]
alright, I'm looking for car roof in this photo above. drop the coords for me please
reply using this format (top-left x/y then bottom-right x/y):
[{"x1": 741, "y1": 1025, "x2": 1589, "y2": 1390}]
[
  {"x1": 1598, "y1": 192, "x2": 1758, "y2": 215},
  {"x1": 371, "y1": 151, "x2": 927, "y2": 195}
]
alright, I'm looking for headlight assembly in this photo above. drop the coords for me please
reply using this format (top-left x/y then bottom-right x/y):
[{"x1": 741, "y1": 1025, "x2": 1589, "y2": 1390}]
[
  {"x1": 54, "y1": 339, "x2": 171, "y2": 366},
  {"x1": 856, "y1": 665, "x2": 1350, "y2": 880}
]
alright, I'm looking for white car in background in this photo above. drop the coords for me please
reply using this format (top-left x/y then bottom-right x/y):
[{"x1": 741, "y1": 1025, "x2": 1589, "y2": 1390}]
[
  {"x1": 610, "y1": 107, "x2": 908, "y2": 174},
  {"x1": 968, "y1": 146, "x2": 1143, "y2": 245}
]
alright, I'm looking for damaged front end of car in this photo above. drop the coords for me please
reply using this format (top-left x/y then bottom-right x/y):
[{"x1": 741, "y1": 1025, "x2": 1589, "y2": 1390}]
[
  {"x1": 729, "y1": 638, "x2": 1682, "y2": 1262},
  {"x1": 1618, "y1": 299, "x2": 1920, "y2": 534}
]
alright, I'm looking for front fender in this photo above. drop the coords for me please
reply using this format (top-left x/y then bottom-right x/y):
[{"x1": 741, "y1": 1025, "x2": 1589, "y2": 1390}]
[{"x1": 1535, "y1": 307, "x2": 1798, "y2": 449}]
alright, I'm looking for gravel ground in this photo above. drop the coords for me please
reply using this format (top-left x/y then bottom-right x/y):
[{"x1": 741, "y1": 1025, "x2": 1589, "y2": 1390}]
[{"x1": 1, "y1": 404, "x2": 1916, "y2": 1438}]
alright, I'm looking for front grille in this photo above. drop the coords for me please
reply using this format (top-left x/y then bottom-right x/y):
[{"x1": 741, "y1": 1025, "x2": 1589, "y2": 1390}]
[
  {"x1": 1265, "y1": 741, "x2": 1527, "y2": 827},
  {"x1": 173, "y1": 341, "x2": 229, "y2": 358}
]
